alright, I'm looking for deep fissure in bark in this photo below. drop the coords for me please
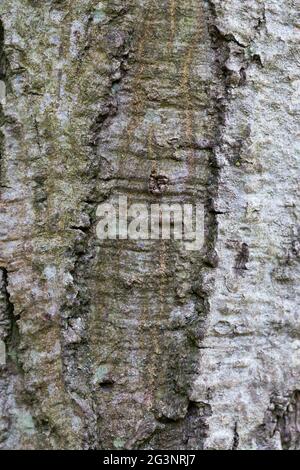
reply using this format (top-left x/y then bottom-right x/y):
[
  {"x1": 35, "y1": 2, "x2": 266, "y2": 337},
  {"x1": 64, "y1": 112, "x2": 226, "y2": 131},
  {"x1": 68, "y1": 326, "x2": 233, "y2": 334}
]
[
  {"x1": 0, "y1": 20, "x2": 5, "y2": 186},
  {"x1": 257, "y1": 391, "x2": 300, "y2": 450},
  {"x1": 0, "y1": 269, "x2": 20, "y2": 369}
]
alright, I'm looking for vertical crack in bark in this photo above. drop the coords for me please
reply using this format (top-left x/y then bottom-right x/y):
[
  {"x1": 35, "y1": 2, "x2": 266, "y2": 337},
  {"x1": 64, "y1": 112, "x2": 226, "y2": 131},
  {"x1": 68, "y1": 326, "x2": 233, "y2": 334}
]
[
  {"x1": 0, "y1": 268, "x2": 20, "y2": 369},
  {"x1": 232, "y1": 422, "x2": 239, "y2": 450},
  {"x1": 276, "y1": 391, "x2": 300, "y2": 450},
  {"x1": 0, "y1": 19, "x2": 6, "y2": 189},
  {"x1": 0, "y1": 267, "x2": 23, "y2": 448},
  {"x1": 258, "y1": 391, "x2": 300, "y2": 450}
]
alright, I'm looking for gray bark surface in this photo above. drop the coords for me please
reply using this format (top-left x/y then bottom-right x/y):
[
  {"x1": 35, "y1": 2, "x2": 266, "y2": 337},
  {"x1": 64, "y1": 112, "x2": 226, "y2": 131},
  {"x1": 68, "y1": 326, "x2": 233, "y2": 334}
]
[{"x1": 0, "y1": 0, "x2": 299, "y2": 450}]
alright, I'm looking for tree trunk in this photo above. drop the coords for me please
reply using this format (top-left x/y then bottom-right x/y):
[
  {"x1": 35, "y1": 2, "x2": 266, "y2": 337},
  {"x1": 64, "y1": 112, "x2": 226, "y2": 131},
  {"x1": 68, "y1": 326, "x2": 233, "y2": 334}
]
[{"x1": 0, "y1": 0, "x2": 299, "y2": 450}]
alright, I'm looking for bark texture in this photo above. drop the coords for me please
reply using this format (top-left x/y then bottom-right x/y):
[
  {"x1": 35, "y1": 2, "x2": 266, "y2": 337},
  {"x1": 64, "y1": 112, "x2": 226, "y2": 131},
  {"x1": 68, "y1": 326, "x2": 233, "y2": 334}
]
[{"x1": 0, "y1": 0, "x2": 299, "y2": 450}]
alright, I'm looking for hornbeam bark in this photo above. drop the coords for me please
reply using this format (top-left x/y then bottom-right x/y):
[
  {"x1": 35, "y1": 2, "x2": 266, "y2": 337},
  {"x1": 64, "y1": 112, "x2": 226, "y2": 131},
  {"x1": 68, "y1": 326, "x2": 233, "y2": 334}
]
[{"x1": 0, "y1": 0, "x2": 299, "y2": 450}]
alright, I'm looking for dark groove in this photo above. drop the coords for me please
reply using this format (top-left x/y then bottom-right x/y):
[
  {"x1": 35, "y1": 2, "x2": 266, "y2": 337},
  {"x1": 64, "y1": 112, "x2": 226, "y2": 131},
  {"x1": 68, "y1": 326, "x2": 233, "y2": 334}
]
[
  {"x1": 0, "y1": 19, "x2": 6, "y2": 190},
  {"x1": 0, "y1": 268, "x2": 20, "y2": 370}
]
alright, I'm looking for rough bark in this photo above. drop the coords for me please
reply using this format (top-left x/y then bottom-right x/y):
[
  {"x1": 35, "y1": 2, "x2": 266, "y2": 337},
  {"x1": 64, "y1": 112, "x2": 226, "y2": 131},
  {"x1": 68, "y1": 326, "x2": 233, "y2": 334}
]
[{"x1": 0, "y1": 0, "x2": 299, "y2": 450}]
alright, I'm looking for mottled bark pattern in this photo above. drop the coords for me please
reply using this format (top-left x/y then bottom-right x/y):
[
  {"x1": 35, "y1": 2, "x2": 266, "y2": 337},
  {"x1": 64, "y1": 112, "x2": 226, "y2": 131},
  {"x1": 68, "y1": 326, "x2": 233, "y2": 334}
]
[{"x1": 0, "y1": 0, "x2": 299, "y2": 450}]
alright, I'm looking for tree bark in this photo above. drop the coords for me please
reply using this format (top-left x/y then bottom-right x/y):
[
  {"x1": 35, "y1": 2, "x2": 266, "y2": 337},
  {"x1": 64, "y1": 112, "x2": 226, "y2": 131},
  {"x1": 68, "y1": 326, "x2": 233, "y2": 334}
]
[{"x1": 0, "y1": 0, "x2": 299, "y2": 450}]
